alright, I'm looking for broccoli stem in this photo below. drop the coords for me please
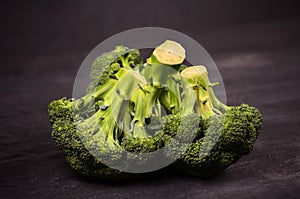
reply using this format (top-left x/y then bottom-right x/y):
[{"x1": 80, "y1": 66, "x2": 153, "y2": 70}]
[
  {"x1": 74, "y1": 68, "x2": 149, "y2": 148},
  {"x1": 73, "y1": 79, "x2": 116, "y2": 110},
  {"x1": 151, "y1": 40, "x2": 186, "y2": 65},
  {"x1": 75, "y1": 105, "x2": 121, "y2": 147},
  {"x1": 129, "y1": 84, "x2": 163, "y2": 137},
  {"x1": 180, "y1": 65, "x2": 229, "y2": 119},
  {"x1": 120, "y1": 56, "x2": 130, "y2": 69}
]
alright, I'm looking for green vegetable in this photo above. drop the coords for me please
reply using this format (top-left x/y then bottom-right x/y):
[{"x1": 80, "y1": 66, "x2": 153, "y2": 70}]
[
  {"x1": 163, "y1": 65, "x2": 262, "y2": 177},
  {"x1": 49, "y1": 45, "x2": 182, "y2": 178},
  {"x1": 49, "y1": 41, "x2": 262, "y2": 179},
  {"x1": 86, "y1": 46, "x2": 142, "y2": 93}
]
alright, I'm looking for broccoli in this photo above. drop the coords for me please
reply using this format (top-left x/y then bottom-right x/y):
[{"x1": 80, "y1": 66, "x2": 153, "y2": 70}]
[
  {"x1": 49, "y1": 98, "x2": 127, "y2": 179},
  {"x1": 86, "y1": 46, "x2": 142, "y2": 93},
  {"x1": 163, "y1": 65, "x2": 262, "y2": 177},
  {"x1": 49, "y1": 44, "x2": 183, "y2": 178},
  {"x1": 49, "y1": 40, "x2": 262, "y2": 179}
]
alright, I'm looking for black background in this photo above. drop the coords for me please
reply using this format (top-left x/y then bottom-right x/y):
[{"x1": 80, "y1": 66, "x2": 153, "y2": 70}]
[{"x1": 1, "y1": 0, "x2": 300, "y2": 198}]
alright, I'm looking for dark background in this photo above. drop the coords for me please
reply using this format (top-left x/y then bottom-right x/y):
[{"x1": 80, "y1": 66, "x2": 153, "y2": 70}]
[{"x1": 1, "y1": 0, "x2": 300, "y2": 198}]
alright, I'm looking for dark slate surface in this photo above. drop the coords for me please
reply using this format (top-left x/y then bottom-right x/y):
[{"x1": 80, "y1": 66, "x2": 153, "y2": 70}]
[{"x1": 1, "y1": 1, "x2": 299, "y2": 198}]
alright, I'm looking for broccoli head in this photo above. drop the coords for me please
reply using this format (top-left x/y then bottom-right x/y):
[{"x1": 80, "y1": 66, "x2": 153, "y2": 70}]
[{"x1": 49, "y1": 40, "x2": 262, "y2": 179}]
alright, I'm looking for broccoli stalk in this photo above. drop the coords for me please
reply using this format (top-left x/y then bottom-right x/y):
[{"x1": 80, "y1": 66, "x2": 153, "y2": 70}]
[
  {"x1": 180, "y1": 65, "x2": 228, "y2": 118},
  {"x1": 143, "y1": 40, "x2": 188, "y2": 114},
  {"x1": 147, "y1": 40, "x2": 186, "y2": 65},
  {"x1": 120, "y1": 40, "x2": 187, "y2": 153},
  {"x1": 129, "y1": 84, "x2": 162, "y2": 137},
  {"x1": 75, "y1": 67, "x2": 158, "y2": 146}
]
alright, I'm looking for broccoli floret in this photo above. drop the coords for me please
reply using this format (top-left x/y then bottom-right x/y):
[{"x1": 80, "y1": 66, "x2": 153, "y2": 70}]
[
  {"x1": 163, "y1": 65, "x2": 262, "y2": 177},
  {"x1": 49, "y1": 46, "x2": 181, "y2": 178},
  {"x1": 49, "y1": 98, "x2": 126, "y2": 178},
  {"x1": 162, "y1": 113, "x2": 205, "y2": 142},
  {"x1": 86, "y1": 46, "x2": 142, "y2": 93},
  {"x1": 170, "y1": 104, "x2": 262, "y2": 177}
]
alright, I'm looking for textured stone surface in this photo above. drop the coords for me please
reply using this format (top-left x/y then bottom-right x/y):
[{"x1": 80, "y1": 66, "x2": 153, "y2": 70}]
[{"x1": 0, "y1": 1, "x2": 299, "y2": 198}]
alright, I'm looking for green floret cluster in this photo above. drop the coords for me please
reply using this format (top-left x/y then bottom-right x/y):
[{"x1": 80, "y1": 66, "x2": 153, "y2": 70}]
[
  {"x1": 164, "y1": 104, "x2": 261, "y2": 177},
  {"x1": 86, "y1": 46, "x2": 142, "y2": 92},
  {"x1": 49, "y1": 41, "x2": 262, "y2": 179}
]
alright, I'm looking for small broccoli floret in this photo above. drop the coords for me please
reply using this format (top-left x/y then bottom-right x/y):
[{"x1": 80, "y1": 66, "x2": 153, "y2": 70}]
[
  {"x1": 163, "y1": 113, "x2": 205, "y2": 143},
  {"x1": 48, "y1": 97, "x2": 73, "y2": 124},
  {"x1": 121, "y1": 130, "x2": 168, "y2": 153},
  {"x1": 87, "y1": 46, "x2": 142, "y2": 93}
]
